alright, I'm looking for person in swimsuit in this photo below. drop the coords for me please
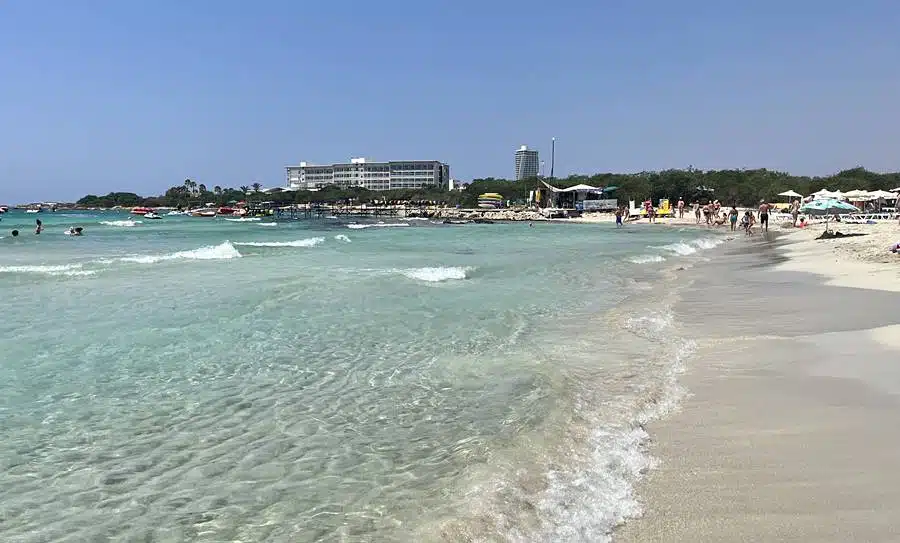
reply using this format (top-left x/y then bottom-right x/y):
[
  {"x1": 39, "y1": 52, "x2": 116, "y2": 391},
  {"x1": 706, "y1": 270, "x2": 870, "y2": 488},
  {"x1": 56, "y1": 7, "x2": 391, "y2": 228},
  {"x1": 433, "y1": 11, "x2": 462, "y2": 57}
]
[
  {"x1": 693, "y1": 202, "x2": 701, "y2": 223},
  {"x1": 758, "y1": 200, "x2": 770, "y2": 232},
  {"x1": 35, "y1": 219, "x2": 43, "y2": 235},
  {"x1": 677, "y1": 198, "x2": 685, "y2": 218},
  {"x1": 790, "y1": 199, "x2": 801, "y2": 226},
  {"x1": 728, "y1": 207, "x2": 739, "y2": 231},
  {"x1": 615, "y1": 207, "x2": 623, "y2": 228}
]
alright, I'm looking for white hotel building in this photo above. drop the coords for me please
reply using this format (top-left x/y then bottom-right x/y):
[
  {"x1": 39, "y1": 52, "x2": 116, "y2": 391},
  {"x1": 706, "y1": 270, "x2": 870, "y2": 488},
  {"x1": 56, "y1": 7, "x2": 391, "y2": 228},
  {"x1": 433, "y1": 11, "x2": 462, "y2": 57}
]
[{"x1": 285, "y1": 158, "x2": 451, "y2": 191}]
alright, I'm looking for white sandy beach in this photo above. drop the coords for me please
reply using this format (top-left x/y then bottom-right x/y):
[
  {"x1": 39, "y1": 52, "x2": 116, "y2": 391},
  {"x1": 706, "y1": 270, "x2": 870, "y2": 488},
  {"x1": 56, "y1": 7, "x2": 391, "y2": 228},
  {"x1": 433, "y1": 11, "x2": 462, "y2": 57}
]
[{"x1": 616, "y1": 220, "x2": 900, "y2": 542}]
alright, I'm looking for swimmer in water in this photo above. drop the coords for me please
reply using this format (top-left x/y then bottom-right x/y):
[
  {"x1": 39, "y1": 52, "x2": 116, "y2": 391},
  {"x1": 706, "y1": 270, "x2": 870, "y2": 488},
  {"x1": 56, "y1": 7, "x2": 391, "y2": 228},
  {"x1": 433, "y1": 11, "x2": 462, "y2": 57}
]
[
  {"x1": 11, "y1": 230, "x2": 19, "y2": 237},
  {"x1": 35, "y1": 219, "x2": 43, "y2": 235}
]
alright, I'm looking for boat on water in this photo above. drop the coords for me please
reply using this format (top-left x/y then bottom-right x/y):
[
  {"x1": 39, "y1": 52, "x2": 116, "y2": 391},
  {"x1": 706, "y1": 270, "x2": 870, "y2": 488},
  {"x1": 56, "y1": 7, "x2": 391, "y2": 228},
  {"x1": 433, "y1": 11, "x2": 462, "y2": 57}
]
[
  {"x1": 131, "y1": 207, "x2": 153, "y2": 215},
  {"x1": 0, "y1": 206, "x2": 8, "y2": 213},
  {"x1": 190, "y1": 208, "x2": 217, "y2": 217},
  {"x1": 25, "y1": 207, "x2": 41, "y2": 214},
  {"x1": 217, "y1": 207, "x2": 235, "y2": 216},
  {"x1": 166, "y1": 210, "x2": 186, "y2": 216},
  {"x1": 143, "y1": 212, "x2": 162, "y2": 220}
]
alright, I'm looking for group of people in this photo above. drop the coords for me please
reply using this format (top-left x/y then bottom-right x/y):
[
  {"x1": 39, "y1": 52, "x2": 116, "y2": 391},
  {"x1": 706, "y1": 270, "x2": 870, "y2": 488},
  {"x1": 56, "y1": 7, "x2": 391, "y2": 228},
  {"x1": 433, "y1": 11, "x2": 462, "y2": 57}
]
[
  {"x1": 675, "y1": 198, "x2": 776, "y2": 235},
  {"x1": 8, "y1": 219, "x2": 83, "y2": 237}
]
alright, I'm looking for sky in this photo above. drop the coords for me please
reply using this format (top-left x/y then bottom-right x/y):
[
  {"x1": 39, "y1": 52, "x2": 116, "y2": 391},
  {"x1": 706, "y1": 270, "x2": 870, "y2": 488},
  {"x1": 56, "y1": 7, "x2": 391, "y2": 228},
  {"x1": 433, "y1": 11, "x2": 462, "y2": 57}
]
[{"x1": 1, "y1": 0, "x2": 898, "y2": 203}]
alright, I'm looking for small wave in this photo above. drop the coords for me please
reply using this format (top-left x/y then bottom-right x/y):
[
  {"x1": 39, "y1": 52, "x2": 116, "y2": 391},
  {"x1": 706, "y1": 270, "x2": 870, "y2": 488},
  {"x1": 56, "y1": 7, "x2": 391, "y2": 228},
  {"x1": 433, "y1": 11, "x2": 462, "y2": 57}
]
[
  {"x1": 234, "y1": 237, "x2": 323, "y2": 248},
  {"x1": 404, "y1": 217, "x2": 430, "y2": 221},
  {"x1": 100, "y1": 220, "x2": 141, "y2": 227},
  {"x1": 658, "y1": 237, "x2": 724, "y2": 256},
  {"x1": 257, "y1": 222, "x2": 278, "y2": 227},
  {"x1": 400, "y1": 266, "x2": 472, "y2": 282},
  {"x1": 658, "y1": 242, "x2": 696, "y2": 256},
  {"x1": 347, "y1": 223, "x2": 410, "y2": 229},
  {"x1": 627, "y1": 254, "x2": 666, "y2": 264},
  {"x1": 0, "y1": 264, "x2": 96, "y2": 277},
  {"x1": 334, "y1": 234, "x2": 351, "y2": 243},
  {"x1": 119, "y1": 241, "x2": 242, "y2": 264},
  {"x1": 692, "y1": 237, "x2": 723, "y2": 250},
  {"x1": 225, "y1": 217, "x2": 261, "y2": 222}
]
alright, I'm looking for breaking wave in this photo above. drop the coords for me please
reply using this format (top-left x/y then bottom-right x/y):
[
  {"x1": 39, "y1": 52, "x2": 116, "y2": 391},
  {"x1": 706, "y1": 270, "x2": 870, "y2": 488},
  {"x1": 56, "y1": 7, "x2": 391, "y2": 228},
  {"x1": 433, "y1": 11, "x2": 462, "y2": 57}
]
[
  {"x1": 119, "y1": 241, "x2": 242, "y2": 264},
  {"x1": 233, "y1": 237, "x2": 324, "y2": 248},
  {"x1": 0, "y1": 264, "x2": 97, "y2": 277},
  {"x1": 334, "y1": 234, "x2": 351, "y2": 243},
  {"x1": 225, "y1": 217, "x2": 261, "y2": 222},
  {"x1": 347, "y1": 223, "x2": 410, "y2": 229},
  {"x1": 657, "y1": 237, "x2": 724, "y2": 256}
]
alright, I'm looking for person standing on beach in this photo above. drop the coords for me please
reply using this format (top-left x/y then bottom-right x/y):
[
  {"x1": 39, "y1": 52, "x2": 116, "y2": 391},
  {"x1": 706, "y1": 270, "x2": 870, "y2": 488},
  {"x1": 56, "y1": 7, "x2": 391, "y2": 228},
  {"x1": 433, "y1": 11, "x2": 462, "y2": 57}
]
[
  {"x1": 693, "y1": 202, "x2": 701, "y2": 223},
  {"x1": 758, "y1": 200, "x2": 770, "y2": 232},
  {"x1": 728, "y1": 206, "x2": 739, "y2": 231},
  {"x1": 790, "y1": 199, "x2": 801, "y2": 226},
  {"x1": 677, "y1": 198, "x2": 685, "y2": 218},
  {"x1": 615, "y1": 207, "x2": 623, "y2": 228}
]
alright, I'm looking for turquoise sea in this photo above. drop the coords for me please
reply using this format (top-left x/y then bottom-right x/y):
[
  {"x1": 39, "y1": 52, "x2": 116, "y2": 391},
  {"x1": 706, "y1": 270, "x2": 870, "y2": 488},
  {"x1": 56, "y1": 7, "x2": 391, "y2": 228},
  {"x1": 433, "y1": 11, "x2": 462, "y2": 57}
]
[{"x1": 0, "y1": 209, "x2": 724, "y2": 542}]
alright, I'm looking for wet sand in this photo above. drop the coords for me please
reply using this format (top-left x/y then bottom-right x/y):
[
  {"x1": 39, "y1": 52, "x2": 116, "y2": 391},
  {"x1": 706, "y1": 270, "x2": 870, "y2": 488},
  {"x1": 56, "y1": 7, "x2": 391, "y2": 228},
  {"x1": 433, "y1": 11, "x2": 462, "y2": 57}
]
[{"x1": 616, "y1": 235, "x2": 900, "y2": 542}]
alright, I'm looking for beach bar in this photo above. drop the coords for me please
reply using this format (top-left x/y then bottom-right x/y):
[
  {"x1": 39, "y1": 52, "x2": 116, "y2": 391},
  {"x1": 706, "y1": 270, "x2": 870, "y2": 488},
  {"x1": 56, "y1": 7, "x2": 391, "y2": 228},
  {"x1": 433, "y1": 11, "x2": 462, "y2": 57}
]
[{"x1": 534, "y1": 180, "x2": 618, "y2": 217}]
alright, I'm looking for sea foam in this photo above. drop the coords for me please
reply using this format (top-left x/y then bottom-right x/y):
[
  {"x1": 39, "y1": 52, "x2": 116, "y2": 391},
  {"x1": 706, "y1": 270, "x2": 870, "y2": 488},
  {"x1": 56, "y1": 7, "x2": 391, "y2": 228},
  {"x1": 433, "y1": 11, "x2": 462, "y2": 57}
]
[
  {"x1": 400, "y1": 266, "x2": 472, "y2": 282},
  {"x1": 119, "y1": 241, "x2": 242, "y2": 264},
  {"x1": 658, "y1": 237, "x2": 724, "y2": 256},
  {"x1": 100, "y1": 220, "x2": 141, "y2": 227},
  {"x1": 627, "y1": 254, "x2": 666, "y2": 264},
  {"x1": 334, "y1": 234, "x2": 351, "y2": 243},
  {"x1": 347, "y1": 223, "x2": 410, "y2": 229},
  {"x1": 0, "y1": 264, "x2": 97, "y2": 277},
  {"x1": 234, "y1": 237, "x2": 323, "y2": 248},
  {"x1": 225, "y1": 217, "x2": 261, "y2": 222}
]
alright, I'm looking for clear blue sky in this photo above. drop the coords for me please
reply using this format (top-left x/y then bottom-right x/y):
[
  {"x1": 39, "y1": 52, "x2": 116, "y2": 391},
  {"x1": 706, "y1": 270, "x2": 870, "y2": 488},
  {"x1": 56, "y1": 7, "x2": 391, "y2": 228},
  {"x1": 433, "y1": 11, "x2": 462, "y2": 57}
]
[{"x1": 1, "y1": 0, "x2": 898, "y2": 202}]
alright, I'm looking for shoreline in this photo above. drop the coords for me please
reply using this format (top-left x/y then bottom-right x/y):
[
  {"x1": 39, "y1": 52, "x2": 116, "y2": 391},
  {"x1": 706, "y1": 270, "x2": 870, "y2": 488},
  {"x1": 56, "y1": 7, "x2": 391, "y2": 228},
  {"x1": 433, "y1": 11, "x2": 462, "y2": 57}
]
[{"x1": 614, "y1": 225, "x2": 900, "y2": 541}]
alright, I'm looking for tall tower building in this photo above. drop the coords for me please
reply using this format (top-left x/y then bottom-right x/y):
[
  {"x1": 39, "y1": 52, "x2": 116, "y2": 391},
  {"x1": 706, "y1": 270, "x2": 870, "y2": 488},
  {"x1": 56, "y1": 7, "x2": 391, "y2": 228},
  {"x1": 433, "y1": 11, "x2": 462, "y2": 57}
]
[{"x1": 514, "y1": 145, "x2": 539, "y2": 180}]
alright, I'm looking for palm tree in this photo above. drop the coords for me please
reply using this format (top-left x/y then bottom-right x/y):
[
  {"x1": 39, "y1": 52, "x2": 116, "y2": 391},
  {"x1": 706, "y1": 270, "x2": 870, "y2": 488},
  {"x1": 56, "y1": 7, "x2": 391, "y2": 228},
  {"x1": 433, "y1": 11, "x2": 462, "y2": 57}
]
[
  {"x1": 198, "y1": 183, "x2": 207, "y2": 194},
  {"x1": 251, "y1": 182, "x2": 262, "y2": 193},
  {"x1": 240, "y1": 185, "x2": 250, "y2": 194},
  {"x1": 214, "y1": 185, "x2": 222, "y2": 196}
]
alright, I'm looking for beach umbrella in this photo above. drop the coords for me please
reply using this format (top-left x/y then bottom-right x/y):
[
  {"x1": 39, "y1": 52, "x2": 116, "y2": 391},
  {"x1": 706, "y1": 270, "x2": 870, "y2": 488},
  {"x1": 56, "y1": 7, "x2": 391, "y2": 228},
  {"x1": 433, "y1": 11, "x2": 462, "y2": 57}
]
[
  {"x1": 869, "y1": 190, "x2": 898, "y2": 200},
  {"x1": 778, "y1": 190, "x2": 802, "y2": 199},
  {"x1": 800, "y1": 198, "x2": 859, "y2": 231},
  {"x1": 811, "y1": 189, "x2": 845, "y2": 200},
  {"x1": 842, "y1": 189, "x2": 871, "y2": 200}
]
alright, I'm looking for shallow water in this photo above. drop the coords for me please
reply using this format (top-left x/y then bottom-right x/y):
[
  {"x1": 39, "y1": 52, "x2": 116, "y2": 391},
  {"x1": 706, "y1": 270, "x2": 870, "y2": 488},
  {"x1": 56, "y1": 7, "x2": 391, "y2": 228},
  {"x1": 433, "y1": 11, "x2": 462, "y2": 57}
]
[{"x1": 0, "y1": 209, "x2": 725, "y2": 541}]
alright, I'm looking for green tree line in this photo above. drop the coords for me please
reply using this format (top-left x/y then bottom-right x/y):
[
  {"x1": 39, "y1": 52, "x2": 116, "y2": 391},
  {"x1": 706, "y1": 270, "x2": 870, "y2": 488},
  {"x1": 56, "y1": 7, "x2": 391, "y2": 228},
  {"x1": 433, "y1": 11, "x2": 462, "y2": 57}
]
[{"x1": 77, "y1": 168, "x2": 900, "y2": 209}]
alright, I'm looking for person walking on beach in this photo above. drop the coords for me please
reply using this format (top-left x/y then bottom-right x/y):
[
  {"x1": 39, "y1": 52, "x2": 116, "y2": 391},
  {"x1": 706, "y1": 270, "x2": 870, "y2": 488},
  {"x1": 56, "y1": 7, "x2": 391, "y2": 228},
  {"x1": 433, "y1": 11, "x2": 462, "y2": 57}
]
[
  {"x1": 728, "y1": 206, "x2": 739, "y2": 231},
  {"x1": 758, "y1": 200, "x2": 770, "y2": 232},
  {"x1": 615, "y1": 207, "x2": 623, "y2": 228},
  {"x1": 677, "y1": 198, "x2": 685, "y2": 218},
  {"x1": 742, "y1": 211, "x2": 756, "y2": 235}
]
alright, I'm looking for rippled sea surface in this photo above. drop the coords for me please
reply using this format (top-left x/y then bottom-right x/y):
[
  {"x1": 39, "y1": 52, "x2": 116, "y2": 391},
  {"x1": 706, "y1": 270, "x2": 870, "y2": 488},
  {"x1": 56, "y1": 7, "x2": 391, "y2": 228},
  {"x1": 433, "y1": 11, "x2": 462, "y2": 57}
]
[{"x1": 0, "y1": 209, "x2": 723, "y2": 542}]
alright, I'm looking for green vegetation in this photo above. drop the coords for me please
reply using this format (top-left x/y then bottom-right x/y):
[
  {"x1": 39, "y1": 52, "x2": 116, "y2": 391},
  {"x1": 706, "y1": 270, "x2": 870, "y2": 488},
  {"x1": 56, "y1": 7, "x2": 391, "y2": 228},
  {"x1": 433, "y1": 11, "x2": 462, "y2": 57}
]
[{"x1": 76, "y1": 168, "x2": 900, "y2": 209}]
